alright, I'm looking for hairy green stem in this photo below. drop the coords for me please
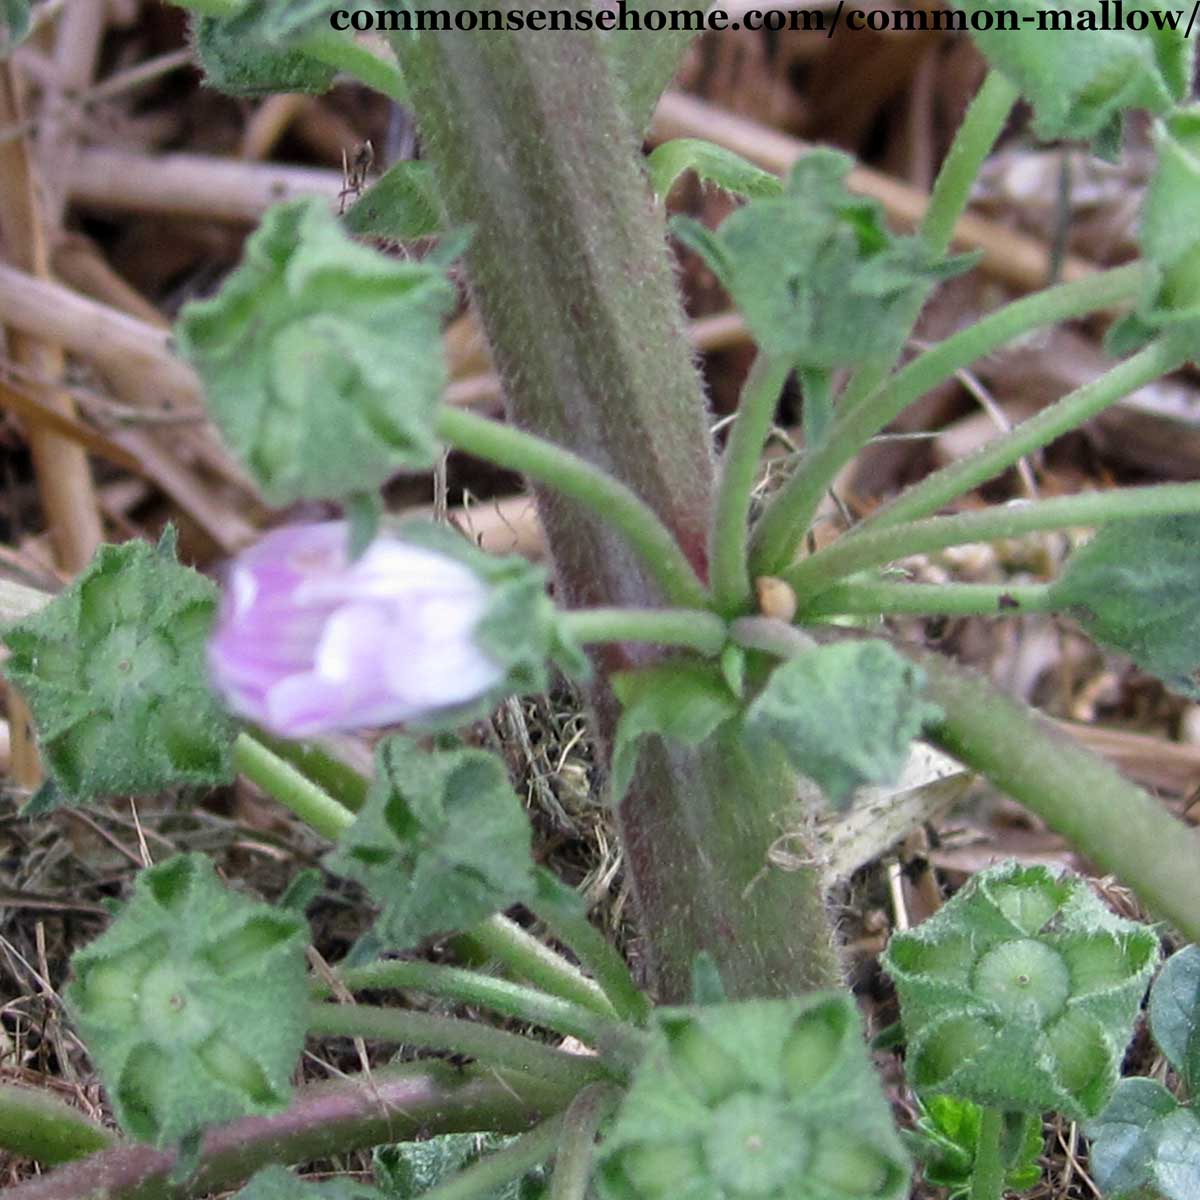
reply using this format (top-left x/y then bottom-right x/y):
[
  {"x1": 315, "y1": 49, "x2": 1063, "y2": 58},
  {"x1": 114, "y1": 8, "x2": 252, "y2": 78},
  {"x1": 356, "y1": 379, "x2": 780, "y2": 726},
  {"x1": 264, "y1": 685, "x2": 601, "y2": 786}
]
[
  {"x1": 749, "y1": 263, "x2": 1147, "y2": 573},
  {"x1": 969, "y1": 1107, "x2": 1005, "y2": 1200},
  {"x1": 729, "y1": 616, "x2": 817, "y2": 660},
  {"x1": 247, "y1": 728, "x2": 369, "y2": 813},
  {"x1": 232, "y1": 733, "x2": 354, "y2": 840},
  {"x1": 710, "y1": 354, "x2": 792, "y2": 614},
  {"x1": 909, "y1": 645, "x2": 1200, "y2": 943},
  {"x1": 834, "y1": 70, "x2": 1019, "y2": 417},
  {"x1": 4, "y1": 1064, "x2": 575, "y2": 1200},
  {"x1": 307, "y1": 1003, "x2": 621, "y2": 1086},
  {"x1": 530, "y1": 869, "x2": 652, "y2": 1025},
  {"x1": 466, "y1": 915, "x2": 619, "y2": 1020},
  {"x1": 316, "y1": 959, "x2": 628, "y2": 1049},
  {"x1": 417, "y1": 1115, "x2": 565, "y2": 1200},
  {"x1": 784, "y1": 482, "x2": 1200, "y2": 600},
  {"x1": 402, "y1": 8, "x2": 841, "y2": 1000},
  {"x1": 561, "y1": 607, "x2": 728, "y2": 656},
  {"x1": 232, "y1": 736, "x2": 620, "y2": 1020},
  {"x1": 436, "y1": 407, "x2": 709, "y2": 610},
  {"x1": 803, "y1": 580, "x2": 1055, "y2": 619},
  {"x1": 549, "y1": 1084, "x2": 620, "y2": 1200},
  {"x1": 0, "y1": 1085, "x2": 117, "y2": 1165},
  {"x1": 862, "y1": 333, "x2": 1190, "y2": 532}
]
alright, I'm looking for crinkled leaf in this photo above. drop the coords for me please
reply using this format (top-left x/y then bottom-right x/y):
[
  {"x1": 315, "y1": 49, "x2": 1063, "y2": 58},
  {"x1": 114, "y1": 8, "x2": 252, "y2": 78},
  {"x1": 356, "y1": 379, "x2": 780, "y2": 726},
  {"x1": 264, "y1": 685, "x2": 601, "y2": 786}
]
[
  {"x1": 670, "y1": 150, "x2": 971, "y2": 370},
  {"x1": 374, "y1": 1133, "x2": 547, "y2": 1200},
  {"x1": 1, "y1": 0, "x2": 30, "y2": 55},
  {"x1": 66, "y1": 855, "x2": 309, "y2": 1147},
  {"x1": 1050, "y1": 514, "x2": 1200, "y2": 699},
  {"x1": 236, "y1": 1166, "x2": 382, "y2": 1200},
  {"x1": 1150, "y1": 945, "x2": 1200, "y2": 1096},
  {"x1": 1086, "y1": 1078, "x2": 1187, "y2": 1198},
  {"x1": 176, "y1": 197, "x2": 454, "y2": 505},
  {"x1": 597, "y1": 995, "x2": 910, "y2": 1200},
  {"x1": 646, "y1": 138, "x2": 782, "y2": 205},
  {"x1": 324, "y1": 736, "x2": 536, "y2": 950},
  {"x1": 951, "y1": 0, "x2": 1190, "y2": 145},
  {"x1": 1, "y1": 535, "x2": 236, "y2": 804},
  {"x1": 744, "y1": 640, "x2": 941, "y2": 809},
  {"x1": 610, "y1": 661, "x2": 739, "y2": 803},
  {"x1": 343, "y1": 161, "x2": 441, "y2": 241},
  {"x1": 883, "y1": 861, "x2": 1159, "y2": 1120}
]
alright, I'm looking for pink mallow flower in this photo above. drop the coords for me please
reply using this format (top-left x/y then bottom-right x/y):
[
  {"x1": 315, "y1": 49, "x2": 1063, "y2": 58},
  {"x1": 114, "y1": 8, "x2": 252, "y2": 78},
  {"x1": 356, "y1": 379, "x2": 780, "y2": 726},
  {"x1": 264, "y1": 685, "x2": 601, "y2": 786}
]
[{"x1": 208, "y1": 522, "x2": 505, "y2": 737}]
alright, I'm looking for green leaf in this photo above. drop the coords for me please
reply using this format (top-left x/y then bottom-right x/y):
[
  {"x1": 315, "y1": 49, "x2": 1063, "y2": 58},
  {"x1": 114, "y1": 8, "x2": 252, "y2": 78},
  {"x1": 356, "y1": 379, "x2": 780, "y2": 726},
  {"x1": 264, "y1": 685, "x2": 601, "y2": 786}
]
[
  {"x1": 1, "y1": 0, "x2": 30, "y2": 55},
  {"x1": 324, "y1": 736, "x2": 537, "y2": 950},
  {"x1": 950, "y1": 0, "x2": 1190, "y2": 145},
  {"x1": 646, "y1": 139, "x2": 782, "y2": 206},
  {"x1": 188, "y1": 1, "x2": 347, "y2": 96},
  {"x1": 670, "y1": 150, "x2": 972, "y2": 371},
  {"x1": 175, "y1": 197, "x2": 455, "y2": 506},
  {"x1": 236, "y1": 1165, "x2": 382, "y2": 1200},
  {"x1": 1085, "y1": 1077, "x2": 1185, "y2": 1199},
  {"x1": 1049, "y1": 514, "x2": 1200, "y2": 699},
  {"x1": 343, "y1": 161, "x2": 441, "y2": 241},
  {"x1": 66, "y1": 855, "x2": 309, "y2": 1147},
  {"x1": 596, "y1": 995, "x2": 910, "y2": 1200},
  {"x1": 883, "y1": 861, "x2": 1160, "y2": 1120},
  {"x1": 1150, "y1": 946, "x2": 1200, "y2": 1097},
  {"x1": 374, "y1": 1133, "x2": 547, "y2": 1200},
  {"x1": 744, "y1": 640, "x2": 941, "y2": 809},
  {"x1": 1152, "y1": 1106, "x2": 1200, "y2": 1200},
  {"x1": 906, "y1": 1095, "x2": 1042, "y2": 1197},
  {"x1": 609, "y1": 661, "x2": 739, "y2": 803},
  {"x1": 1, "y1": 537, "x2": 236, "y2": 804}
]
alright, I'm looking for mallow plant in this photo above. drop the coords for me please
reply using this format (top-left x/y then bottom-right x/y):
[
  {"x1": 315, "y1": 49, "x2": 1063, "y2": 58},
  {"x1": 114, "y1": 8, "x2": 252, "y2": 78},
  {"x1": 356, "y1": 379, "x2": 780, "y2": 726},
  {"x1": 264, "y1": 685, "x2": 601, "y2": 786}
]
[{"x1": 2, "y1": 2, "x2": 1200, "y2": 1198}]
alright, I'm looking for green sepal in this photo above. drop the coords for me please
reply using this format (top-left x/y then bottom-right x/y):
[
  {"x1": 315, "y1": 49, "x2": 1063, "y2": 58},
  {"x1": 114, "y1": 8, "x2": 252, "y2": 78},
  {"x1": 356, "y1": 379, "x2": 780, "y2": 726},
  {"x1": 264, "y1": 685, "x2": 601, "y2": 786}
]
[
  {"x1": 1085, "y1": 1076, "x2": 1195, "y2": 1200},
  {"x1": 188, "y1": 1, "x2": 347, "y2": 97},
  {"x1": 646, "y1": 138, "x2": 782, "y2": 206},
  {"x1": 2, "y1": 537, "x2": 236, "y2": 804},
  {"x1": 1149, "y1": 945, "x2": 1200, "y2": 1097},
  {"x1": 1049, "y1": 514, "x2": 1200, "y2": 699},
  {"x1": 1, "y1": 0, "x2": 30, "y2": 56},
  {"x1": 950, "y1": 0, "x2": 1189, "y2": 144},
  {"x1": 596, "y1": 995, "x2": 910, "y2": 1200},
  {"x1": 670, "y1": 150, "x2": 972, "y2": 371},
  {"x1": 343, "y1": 161, "x2": 441, "y2": 241},
  {"x1": 382, "y1": 519, "x2": 589, "y2": 724},
  {"x1": 235, "y1": 1165, "x2": 383, "y2": 1200},
  {"x1": 744, "y1": 640, "x2": 941, "y2": 809},
  {"x1": 690, "y1": 952, "x2": 727, "y2": 1007},
  {"x1": 882, "y1": 861, "x2": 1159, "y2": 1120},
  {"x1": 175, "y1": 197, "x2": 454, "y2": 505},
  {"x1": 904, "y1": 1095, "x2": 1042, "y2": 1198},
  {"x1": 609, "y1": 661, "x2": 740, "y2": 804},
  {"x1": 344, "y1": 491, "x2": 382, "y2": 561},
  {"x1": 65, "y1": 854, "x2": 309, "y2": 1147},
  {"x1": 324, "y1": 736, "x2": 537, "y2": 950}
]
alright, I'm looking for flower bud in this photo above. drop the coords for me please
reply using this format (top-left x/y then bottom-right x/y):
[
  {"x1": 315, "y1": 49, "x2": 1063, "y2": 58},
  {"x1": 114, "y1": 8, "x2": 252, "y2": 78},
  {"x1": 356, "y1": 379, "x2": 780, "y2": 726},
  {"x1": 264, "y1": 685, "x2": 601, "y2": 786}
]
[{"x1": 208, "y1": 521, "x2": 581, "y2": 738}]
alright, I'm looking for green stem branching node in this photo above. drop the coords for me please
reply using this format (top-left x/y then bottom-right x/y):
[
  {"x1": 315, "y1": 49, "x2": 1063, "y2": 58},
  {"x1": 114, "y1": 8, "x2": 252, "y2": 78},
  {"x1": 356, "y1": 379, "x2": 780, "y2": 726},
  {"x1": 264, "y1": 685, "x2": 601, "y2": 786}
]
[{"x1": 748, "y1": 263, "x2": 1147, "y2": 574}]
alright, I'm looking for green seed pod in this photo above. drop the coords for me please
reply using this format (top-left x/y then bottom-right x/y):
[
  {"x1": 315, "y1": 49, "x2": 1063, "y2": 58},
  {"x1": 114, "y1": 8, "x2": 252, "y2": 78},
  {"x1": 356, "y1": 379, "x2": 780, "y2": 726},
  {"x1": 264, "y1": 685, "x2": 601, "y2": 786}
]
[
  {"x1": 882, "y1": 861, "x2": 1158, "y2": 1120},
  {"x1": 66, "y1": 854, "x2": 309, "y2": 1146},
  {"x1": 597, "y1": 995, "x2": 910, "y2": 1200}
]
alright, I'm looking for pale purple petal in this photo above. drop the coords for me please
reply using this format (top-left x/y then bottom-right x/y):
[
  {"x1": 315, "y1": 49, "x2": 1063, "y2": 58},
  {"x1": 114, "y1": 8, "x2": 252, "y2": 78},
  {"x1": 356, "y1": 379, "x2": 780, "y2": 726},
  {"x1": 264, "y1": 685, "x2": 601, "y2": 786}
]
[{"x1": 208, "y1": 521, "x2": 505, "y2": 736}]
